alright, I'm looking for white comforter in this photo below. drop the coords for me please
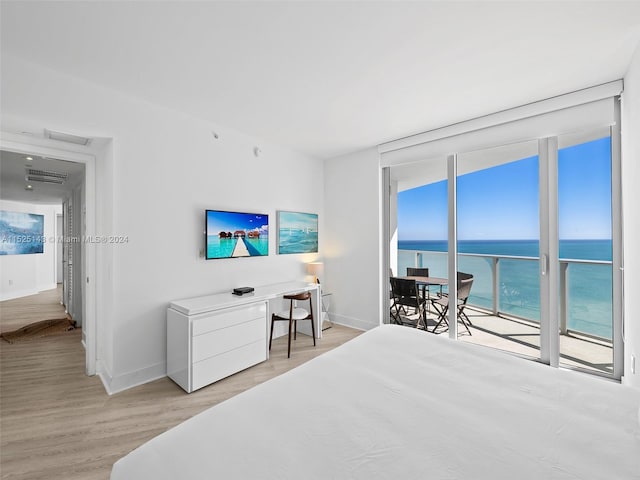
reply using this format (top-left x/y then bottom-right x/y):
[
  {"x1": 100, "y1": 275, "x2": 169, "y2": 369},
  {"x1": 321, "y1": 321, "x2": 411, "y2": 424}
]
[{"x1": 111, "y1": 324, "x2": 640, "y2": 479}]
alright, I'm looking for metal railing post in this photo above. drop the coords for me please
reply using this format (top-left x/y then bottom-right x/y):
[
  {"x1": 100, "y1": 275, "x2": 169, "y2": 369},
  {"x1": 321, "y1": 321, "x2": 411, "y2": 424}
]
[{"x1": 493, "y1": 257, "x2": 499, "y2": 315}]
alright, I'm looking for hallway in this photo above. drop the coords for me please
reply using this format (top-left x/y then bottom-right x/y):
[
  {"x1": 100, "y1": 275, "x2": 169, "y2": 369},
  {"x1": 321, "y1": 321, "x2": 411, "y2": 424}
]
[{"x1": 0, "y1": 285, "x2": 66, "y2": 333}]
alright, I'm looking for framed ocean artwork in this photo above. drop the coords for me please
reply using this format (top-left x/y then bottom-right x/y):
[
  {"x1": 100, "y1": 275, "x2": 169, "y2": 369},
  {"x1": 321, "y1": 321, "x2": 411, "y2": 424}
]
[
  {"x1": 0, "y1": 210, "x2": 45, "y2": 255},
  {"x1": 277, "y1": 211, "x2": 318, "y2": 254}
]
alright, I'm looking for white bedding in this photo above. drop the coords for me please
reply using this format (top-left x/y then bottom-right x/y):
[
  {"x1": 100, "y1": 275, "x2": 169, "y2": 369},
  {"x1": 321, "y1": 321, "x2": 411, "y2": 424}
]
[{"x1": 111, "y1": 325, "x2": 640, "y2": 479}]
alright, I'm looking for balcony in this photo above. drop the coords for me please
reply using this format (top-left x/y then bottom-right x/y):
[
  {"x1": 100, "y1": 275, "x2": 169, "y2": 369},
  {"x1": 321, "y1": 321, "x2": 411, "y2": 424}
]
[{"x1": 396, "y1": 249, "x2": 614, "y2": 376}]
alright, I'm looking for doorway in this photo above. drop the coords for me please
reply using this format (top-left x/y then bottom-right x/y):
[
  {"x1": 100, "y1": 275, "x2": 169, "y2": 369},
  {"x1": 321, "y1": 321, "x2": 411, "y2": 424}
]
[{"x1": 0, "y1": 132, "x2": 99, "y2": 376}]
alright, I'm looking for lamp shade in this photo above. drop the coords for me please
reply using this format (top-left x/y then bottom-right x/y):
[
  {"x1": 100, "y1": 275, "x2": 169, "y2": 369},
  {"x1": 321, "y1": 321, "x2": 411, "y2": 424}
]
[{"x1": 306, "y1": 262, "x2": 323, "y2": 283}]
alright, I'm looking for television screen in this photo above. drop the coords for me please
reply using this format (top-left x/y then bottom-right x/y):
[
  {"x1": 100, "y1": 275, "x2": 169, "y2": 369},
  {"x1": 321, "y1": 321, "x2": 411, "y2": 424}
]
[
  {"x1": 0, "y1": 210, "x2": 45, "y2": 255},
  {"x1": 205, "y1": 210, "x2": 269, "y2": 259}
]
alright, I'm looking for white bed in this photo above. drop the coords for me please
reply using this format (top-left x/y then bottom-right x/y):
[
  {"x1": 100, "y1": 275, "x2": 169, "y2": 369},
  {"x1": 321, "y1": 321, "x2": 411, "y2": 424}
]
[{"x1": 111, "y1": 324, "x2": 640, "y2": 479}]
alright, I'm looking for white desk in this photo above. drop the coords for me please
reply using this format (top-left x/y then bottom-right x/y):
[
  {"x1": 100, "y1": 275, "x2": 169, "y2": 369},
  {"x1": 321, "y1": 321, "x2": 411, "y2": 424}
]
[{"x1": 167, "y1": 281, "x2": 320, "y2": 393}]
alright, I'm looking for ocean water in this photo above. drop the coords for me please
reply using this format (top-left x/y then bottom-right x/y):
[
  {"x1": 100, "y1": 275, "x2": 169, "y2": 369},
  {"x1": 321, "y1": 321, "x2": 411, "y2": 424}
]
[
  {"x1": 278, "y1": 230, "x2": 318, "y2": 254},
  {"x1": 207, "y1": 235, "x2": 269, "y2": 258},
  {"x1": 397, "y1": 239, "x2": 613, "y2": 339}
]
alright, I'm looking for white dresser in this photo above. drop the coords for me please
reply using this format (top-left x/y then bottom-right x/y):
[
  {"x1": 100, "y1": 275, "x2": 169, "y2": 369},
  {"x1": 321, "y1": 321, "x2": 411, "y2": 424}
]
[{"x1": 167, "y1": 281, "x2": 320, "y2": 393}]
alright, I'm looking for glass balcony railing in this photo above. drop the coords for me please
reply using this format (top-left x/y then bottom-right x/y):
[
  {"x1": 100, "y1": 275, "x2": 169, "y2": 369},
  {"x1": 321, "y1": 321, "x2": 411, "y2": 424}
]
[{"x1": 397, "y1": 249, "x2": 613, "y2": 341}]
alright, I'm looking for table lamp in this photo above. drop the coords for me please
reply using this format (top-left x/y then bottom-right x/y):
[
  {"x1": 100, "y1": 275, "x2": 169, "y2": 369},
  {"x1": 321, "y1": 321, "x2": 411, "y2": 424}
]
[{"x1": 306, "y1": 261, "x2": 323, "y2": 284}]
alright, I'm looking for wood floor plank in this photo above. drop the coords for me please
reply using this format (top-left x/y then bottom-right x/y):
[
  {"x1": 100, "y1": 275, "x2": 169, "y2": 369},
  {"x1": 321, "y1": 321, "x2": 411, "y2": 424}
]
[
  {"x1": 1, "y1": 291, "x2": 362, "y2": 480},
  {"x1": 0, "y1": 286, "x2": 67, "y2": 333}
]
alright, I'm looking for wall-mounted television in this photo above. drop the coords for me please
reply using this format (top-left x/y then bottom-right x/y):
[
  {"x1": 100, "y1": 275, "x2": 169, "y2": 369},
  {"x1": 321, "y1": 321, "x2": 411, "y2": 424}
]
[
  {"x1": 0, "y1": 210, "x2": 44, "y2": 255},
  {"x1": 205, "y1": 210, "x2": 269, "y2": 259}
]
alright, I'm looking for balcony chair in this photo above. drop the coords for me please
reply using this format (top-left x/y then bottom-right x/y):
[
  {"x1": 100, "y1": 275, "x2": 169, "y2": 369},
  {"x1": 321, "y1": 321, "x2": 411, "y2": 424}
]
[
  {"x1": 269, "y1": 291, "x2": 316, "y2": 358},
  {"x1": 406, "y1": 267, "x2": 433, "y2": 302},
  {"x1": 389, "y1": 268, "x2": 406, "y2": 315},
  {"x1": 406, "y1": 267, "x2": 429, "y2": 277},
  {"x1": 430, "y1": 272, "x2": 474, "y2": 335},
  {"x1": 390, "y1": 277, "x2": 427, "y2": 329}
]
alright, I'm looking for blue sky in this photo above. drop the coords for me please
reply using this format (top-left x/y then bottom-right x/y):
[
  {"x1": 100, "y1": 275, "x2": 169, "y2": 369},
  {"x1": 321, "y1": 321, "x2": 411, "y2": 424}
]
[
  {"x1": 398, "y1": 137, "x2": 612, "y2": 241},
  {"x1": 278, "y1": 211, "x2": 318, "y2": 232},
  {"x1": 207, "y1": 211, "x2": 269, "y2": 234}
]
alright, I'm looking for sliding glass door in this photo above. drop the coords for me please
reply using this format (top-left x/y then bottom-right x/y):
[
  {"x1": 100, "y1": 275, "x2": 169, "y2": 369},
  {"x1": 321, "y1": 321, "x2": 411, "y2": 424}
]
[
  {"x1": 384, "y1": 84, "x2": 623, "y2": 379},
  {"x1": 455, "y1": 140, "x2": 541, "y2": 358},
  {"x1": 393, "y1": 155, "x2": 449, "y2": 276},
  {"x1": 391, "y1": 156, "x2": 449, "y2": 330},
  {"x1": 556, "y1": 129, "x2": 616, "y2": 375},
  {"x1": 387, "y1": 108, "x2": 622, "y2": 380}
]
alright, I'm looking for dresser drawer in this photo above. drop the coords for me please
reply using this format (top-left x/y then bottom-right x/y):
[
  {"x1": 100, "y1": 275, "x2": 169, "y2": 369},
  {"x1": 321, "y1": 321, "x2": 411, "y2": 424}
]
[
  {"x1": 192, "y1": 303, "x2": 266, "y2": 336},
  {"x1": 192, "y1": 339, "x2": 266, "y2": 391},
  {"x1": 192, "y1": 317, "x2": 265, "y2": 363}
]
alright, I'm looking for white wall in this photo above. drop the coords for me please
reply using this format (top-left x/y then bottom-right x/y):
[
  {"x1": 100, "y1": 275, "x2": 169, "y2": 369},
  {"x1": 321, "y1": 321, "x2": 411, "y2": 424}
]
[
  {"x1": 0, "y1": 199, "x2": 61, "y2": 301},
  {"x1": 324, "y1": 147, "x2": 381, "y2": 331},
  {"x1": 622, "y1": 42, "x2": 640, "y2": 388},
  {"x1": 1, "y1": 54, "x2": 324, "y2": 393}
]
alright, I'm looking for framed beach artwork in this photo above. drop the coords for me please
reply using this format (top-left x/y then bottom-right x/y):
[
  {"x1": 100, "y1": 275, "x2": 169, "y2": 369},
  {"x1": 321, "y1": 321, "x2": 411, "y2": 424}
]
[
  {"x1": 0, "y1": 210, "x2": 45, "y2": 255},
  {"x1": 277, "y1": 211, "x2": 318, "y2": 254}
]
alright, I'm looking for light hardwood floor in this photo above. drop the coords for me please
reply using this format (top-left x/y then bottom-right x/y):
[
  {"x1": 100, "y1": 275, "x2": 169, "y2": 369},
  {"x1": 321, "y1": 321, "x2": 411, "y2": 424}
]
[
  {"x1": 0, "y1": 285, "x2": 67, "y2": 333},
  {"x1": 0, "y1": 290, "x2": 362, "y2": 480}
]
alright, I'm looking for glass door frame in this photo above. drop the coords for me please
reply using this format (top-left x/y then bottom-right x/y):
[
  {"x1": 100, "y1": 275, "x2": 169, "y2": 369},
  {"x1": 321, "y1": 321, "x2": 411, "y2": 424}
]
[
  {"x1": 384, "y1": 98, "x2": 624, "y2": 379},
  {"x1": 539, "y1": 124, "x2": 623, "y2": 378},
  {"x1": 611, "y1": 99, "x2": 624, "y2": 380},
  {"x1": 539, "y1": 137, "x2": 560, "y2": 367}
]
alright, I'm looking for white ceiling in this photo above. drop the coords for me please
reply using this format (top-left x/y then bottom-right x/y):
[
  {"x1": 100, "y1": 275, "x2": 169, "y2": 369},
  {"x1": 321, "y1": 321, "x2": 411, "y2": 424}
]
[
  {"x1": 1, "y1": 1, "x2": 640, "y2": 160},
  {"x1": 0, "y1": 150, "x2": 85, "y2": 204}
]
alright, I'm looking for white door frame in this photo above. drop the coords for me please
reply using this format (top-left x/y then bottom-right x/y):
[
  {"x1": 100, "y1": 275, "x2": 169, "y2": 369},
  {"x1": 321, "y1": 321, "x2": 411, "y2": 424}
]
[
  {"x1": 538, "y1": 137, "x2": 560, "y2": 367},
  {"x1": 56, "y1": 213, "x2": 63, "y2": 285},
  {"x1": 0, "y1": 132, "x2": 98, "y2": 376}
]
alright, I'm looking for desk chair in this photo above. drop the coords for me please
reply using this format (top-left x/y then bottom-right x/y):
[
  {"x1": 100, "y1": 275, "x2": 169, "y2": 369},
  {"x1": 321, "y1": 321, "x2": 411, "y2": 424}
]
[{"x1": 269, "y1": 291, "x2": 316, "y2": 358}]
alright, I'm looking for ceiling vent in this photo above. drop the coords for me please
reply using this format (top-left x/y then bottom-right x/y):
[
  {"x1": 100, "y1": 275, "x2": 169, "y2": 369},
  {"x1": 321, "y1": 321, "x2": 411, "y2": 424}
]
[
  {"x1": 25, "y1": 168, "x2": 69, "y2": 184},
  {"x1": 44, "y1": 129, "x2": 91, "y2": 146}
]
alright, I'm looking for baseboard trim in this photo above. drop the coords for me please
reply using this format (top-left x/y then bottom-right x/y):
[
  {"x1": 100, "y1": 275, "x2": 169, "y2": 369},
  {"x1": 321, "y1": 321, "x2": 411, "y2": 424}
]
[
  {"x1": 37, "y1": 283, "x2": 58, "y2": 293},
  {"x1": 97, "y1": 361, "x2": 167, "y2": 395},
  {"x1": 0, "y1": 288, "x2": 39, "y2": 301},
  {"x1": 96, "y1": 360, "x2": 113, "y2": 394},
  {"x1": 329, "y1": 313, "x2": 378, "y2": 332}
]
